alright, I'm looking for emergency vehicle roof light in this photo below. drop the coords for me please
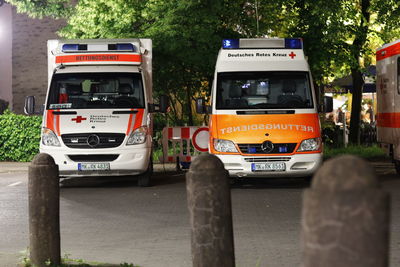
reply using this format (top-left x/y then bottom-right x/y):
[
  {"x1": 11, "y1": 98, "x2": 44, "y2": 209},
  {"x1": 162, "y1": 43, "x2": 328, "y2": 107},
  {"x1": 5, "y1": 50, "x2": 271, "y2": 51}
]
[
  {"x1": 62, "y1": 44, "x2": 88, "y2": 52},
  {"x1": 222, "y1": 39, "x2": 240, "y2": 49},
  {"x1": 108, "y1": 43, "x2": 136, "y2": 51},
  {"x1": 222, "y1": 38, "x2": 303, "y2": 49},
  {"x1": 62, "y1": 43, "x2": 136, "y2": 52},
  {"x1": 285, "y1": 38, "x2": 302, "y2": 49}
]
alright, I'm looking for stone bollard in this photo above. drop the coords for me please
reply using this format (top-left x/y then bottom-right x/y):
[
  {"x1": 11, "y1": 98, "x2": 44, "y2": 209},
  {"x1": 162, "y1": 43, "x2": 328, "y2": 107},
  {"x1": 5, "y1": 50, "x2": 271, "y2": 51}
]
[
  {"x1": 186, "y1": 154, "x2": 235, "y2": 267},
  {"x1": 301, "y1": 155, "x2": 390, "y2": 267},
  {"x1": 28, "y1": 153, "x2": 61, "y2": 267}
]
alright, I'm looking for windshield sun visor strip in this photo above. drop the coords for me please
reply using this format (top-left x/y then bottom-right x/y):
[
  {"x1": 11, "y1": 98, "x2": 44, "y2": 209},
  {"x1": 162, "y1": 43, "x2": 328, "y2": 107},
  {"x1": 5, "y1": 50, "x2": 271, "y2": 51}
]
[
  {"x1": 236, "y1": 110, "x2": 295, "y2": 115},
  {"x1": 113, "y1": 110, "x2": 139, "y2": 114}
]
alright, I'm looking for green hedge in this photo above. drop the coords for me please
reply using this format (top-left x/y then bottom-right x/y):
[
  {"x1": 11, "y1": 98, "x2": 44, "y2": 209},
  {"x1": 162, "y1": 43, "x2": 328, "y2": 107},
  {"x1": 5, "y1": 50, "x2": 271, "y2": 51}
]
[{"x1": 0, "y1": 110, "x2": 42, "y2": 162}]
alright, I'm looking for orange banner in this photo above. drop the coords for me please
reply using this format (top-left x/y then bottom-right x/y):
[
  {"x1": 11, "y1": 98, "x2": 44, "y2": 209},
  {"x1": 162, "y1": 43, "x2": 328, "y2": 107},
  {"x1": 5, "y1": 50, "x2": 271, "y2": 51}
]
[
  {"x1": 209, "y1": 113, "x2": 321, "y2": 154},
  {"x1": 56, "y1": 54, "x2": 141, "y2": 64}
]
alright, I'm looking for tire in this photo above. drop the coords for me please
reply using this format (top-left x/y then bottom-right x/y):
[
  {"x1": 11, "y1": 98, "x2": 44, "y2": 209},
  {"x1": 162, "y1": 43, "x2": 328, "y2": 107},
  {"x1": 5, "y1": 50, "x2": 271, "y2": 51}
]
[{"x1": 137, "y1": 157, "x2": 153, "y2": 187}]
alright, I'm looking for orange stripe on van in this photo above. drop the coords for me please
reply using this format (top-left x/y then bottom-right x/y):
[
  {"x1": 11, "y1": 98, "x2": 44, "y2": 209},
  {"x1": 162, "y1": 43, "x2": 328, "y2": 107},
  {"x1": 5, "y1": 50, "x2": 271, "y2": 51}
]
[
  {"x1": 55, "y1": 110, "x2": 60, "y2": 136},
  {"x1": 46, "y1": 110, "x2": 61, "y2": 136},
  {"x1": 133, "y1": 109, "x2": 144, "y2": 130},
  {"x1": 377, "y1": 112, "x2": 400, "y2": 128},
  {"x1": 55, "y1": 54, "x2": 141, "y2": 64},
  {"x1": 376, "y1": 42, "x2": 400, "y2": 61},
  {"x1": 126, "y1": 110, "x2": 134, "y2": 135},
  {"x1": 125, "y1": 109, "x2": 145, "y2": 135},
  {"x1": 46, "y1": 110, "x2": 55, "y2": 132}
]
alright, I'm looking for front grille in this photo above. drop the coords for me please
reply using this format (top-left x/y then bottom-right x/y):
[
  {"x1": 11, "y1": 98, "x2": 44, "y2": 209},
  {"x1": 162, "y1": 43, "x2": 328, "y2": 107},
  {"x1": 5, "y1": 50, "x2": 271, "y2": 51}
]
[
  {"x1": 68, "y1": 154, "x2": 119, "y2": 162},
  {"x1": 238, "y1": 143, "x2": 297, "y2": 154},
  {"x1": 61, "y1": 133, "x2": 125, "y2": 149},
  {"x1": 244, "y1": 157, "x2": 291, "y2": 162}
]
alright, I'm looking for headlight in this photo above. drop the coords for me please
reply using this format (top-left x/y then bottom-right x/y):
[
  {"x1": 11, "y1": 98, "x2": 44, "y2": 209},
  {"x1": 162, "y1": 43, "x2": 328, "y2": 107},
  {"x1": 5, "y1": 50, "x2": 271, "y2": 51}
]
[
  {"x1": 213, "y1": 138, "x2": 238, "y2": 153},
  {"x1": 297, "y1": 138, "x2": 321, "y2": 152},
  {"x1": 126, "y1": 126, "x2": 148, "y2": 145},
  {"x1": 41, "y1": 128, "x2": 61, "y2": 147}
]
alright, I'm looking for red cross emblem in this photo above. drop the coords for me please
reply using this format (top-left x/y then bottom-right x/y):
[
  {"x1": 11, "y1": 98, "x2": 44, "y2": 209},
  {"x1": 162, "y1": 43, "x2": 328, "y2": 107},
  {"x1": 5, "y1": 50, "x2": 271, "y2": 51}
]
[
  {"x1": 289, "y1": 52, "x2": 296, "y2": 59},
  {"x1": 72, "y1": 116, "x2": 87, "y2": 123}
]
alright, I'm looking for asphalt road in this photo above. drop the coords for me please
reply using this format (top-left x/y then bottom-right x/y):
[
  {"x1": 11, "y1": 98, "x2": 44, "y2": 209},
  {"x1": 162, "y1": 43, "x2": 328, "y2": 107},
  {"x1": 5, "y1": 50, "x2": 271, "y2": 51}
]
[{"x1": 1, "y1": 160, "x2": 400, "y2": 267}]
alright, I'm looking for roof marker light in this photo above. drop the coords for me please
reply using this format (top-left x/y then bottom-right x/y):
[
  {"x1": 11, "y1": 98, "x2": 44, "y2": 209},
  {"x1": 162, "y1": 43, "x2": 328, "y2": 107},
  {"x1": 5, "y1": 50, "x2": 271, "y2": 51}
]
[
  {"x1": 222, "y1": 39, "x2": 240, "y2": 49},
  {"x1": 108, "y1": 43, "x2": 135, "y2": 51},
  {"x1": 285, "y1": 38, "x2": 302, "y2": 49},
  {"x1": 62, "y1": 44, "x2": 88, "y2": 52}
]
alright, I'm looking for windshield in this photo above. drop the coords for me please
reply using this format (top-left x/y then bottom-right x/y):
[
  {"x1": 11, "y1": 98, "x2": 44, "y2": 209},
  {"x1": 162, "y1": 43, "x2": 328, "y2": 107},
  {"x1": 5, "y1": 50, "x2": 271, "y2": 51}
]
[
  {"x1": 216, "y1": 71, "x2": 313, "y2": 109},
  {"x1": 47, "y1": 72, "x2": 145, "y2": 109}
]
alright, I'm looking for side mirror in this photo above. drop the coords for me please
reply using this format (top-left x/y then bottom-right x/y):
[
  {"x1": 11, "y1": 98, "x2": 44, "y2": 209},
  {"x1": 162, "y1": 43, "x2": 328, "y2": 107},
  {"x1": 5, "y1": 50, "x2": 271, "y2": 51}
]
[
  {"x1": 159, "y1": 95, "x2": 169, "y2": 113},
  {"x1": 24, "y1": 96, "x2": 35, "y2": 115},
  {"x1": 323, "y1": 96, "x2": 333, "y2": 113}
]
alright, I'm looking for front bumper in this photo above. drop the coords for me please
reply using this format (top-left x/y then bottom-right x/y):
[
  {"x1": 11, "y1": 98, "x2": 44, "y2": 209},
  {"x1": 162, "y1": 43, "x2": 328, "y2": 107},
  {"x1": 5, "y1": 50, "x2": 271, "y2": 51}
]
[
  {"x1": 215, "y1": 153, "x2": 322, "y2": 178},
  {"x1": 40, "y1": 144, "x2": 151, "y2": 177}
]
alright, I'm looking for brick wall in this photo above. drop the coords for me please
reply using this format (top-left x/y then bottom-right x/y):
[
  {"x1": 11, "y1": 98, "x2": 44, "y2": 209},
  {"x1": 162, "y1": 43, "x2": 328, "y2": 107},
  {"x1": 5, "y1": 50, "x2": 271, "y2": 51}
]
[{"x1": 12, "y1": 8, "x2": 65, "y2": 114}]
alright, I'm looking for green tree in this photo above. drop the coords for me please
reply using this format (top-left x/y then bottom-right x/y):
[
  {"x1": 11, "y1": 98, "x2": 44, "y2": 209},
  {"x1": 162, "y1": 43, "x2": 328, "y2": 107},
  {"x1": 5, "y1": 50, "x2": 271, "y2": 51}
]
[
  {"x1": 9, "y1": 0, "x2": 245, "y2": 126},
  {"x1": 8, "y1": 0, "x2": 400, "y2": 140},
  {"x1": 256, "y1": 0, "x2": 400, "y2": 144}
]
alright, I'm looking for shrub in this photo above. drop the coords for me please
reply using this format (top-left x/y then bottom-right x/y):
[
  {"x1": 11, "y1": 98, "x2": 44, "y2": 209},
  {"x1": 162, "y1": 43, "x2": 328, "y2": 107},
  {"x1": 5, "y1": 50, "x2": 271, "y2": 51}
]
[
  {"x1": 324, "y1": 145, "x2": 387, "y2": 160},
  {"x1": 0, "y1": 110, "x2": 42, "y2": 162}
]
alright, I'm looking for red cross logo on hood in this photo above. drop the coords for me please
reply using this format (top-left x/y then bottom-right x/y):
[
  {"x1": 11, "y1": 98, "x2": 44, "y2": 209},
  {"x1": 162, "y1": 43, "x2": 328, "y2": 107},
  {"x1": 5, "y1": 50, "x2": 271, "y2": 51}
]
[
  {"x1": 72, "y1": 116, "x2": 87, "y2": 123},
  {"x1": 289, "y1": 52, "x2": 296, "y2": 59}
]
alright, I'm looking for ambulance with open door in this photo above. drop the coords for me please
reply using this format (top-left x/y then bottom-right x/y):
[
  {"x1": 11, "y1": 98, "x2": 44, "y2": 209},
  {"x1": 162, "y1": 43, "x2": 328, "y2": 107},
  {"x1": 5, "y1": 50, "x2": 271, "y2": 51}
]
[
  {"x1": 197, "y1": 38, "x2": 332, "y2": 178},
  {"x1": 25, "y1": 39, "x2": 167, "y2": 186},
  {"x1": 376, "y1": 40, "x2": 400, "y2": 174}
]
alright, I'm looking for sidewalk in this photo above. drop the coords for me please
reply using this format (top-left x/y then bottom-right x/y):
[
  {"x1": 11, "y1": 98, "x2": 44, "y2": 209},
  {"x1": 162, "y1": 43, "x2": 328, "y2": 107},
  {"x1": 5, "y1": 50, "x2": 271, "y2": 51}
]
[{"x1": 0, "y1": 162, "x2": 30, "y2": 174}]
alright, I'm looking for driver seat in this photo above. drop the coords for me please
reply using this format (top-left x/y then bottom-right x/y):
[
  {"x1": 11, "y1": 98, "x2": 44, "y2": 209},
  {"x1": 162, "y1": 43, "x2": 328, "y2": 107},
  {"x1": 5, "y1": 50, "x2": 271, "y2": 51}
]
[{"x1": 277, "y1": 80, "x2": 303, "y2": 106}]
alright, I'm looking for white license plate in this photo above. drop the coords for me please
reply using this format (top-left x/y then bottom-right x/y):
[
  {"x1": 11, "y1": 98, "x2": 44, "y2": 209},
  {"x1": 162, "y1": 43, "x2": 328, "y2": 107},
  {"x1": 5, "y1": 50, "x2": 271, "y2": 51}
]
[
  {"x1": 251, "y1": 162, "x2": 286, "y2": 172},
  {"x1": 78, "y1": 163, "x2": 110, "y2": 171}
]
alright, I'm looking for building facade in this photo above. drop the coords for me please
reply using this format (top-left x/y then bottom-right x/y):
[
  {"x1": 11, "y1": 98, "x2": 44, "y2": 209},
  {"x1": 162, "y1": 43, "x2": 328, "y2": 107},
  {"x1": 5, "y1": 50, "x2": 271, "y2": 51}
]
[{"x1": 0, "y1": 3, "x2": 65, "y2": 114}]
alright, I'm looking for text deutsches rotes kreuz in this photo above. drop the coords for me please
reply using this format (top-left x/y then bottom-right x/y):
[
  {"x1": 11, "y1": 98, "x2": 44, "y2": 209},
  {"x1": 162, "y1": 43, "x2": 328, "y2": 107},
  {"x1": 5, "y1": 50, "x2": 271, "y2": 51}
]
[{"x1": 227, "y1": 52, "x2": 288, "y2": 58}]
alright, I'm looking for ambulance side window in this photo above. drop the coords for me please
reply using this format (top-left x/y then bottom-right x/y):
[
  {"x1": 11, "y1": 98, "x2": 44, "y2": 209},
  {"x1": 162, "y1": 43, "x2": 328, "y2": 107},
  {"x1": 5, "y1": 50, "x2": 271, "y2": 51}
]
[{"x1": 397, "y1": 57, "x2": 400, "y2": 94}]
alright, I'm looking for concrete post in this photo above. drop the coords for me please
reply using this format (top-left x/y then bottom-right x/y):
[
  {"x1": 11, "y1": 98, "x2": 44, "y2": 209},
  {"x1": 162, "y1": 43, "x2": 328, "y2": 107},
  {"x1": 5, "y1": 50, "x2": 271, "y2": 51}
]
[
  {"x1": 301, "y1": 155, "x2": 390, "y2": 267},
  {"x1": 186, "y1": 154, "x2": 235, "y2": 267},
  {"x1": 28, "y1": 153, "x2": 60, "y2": 267}
]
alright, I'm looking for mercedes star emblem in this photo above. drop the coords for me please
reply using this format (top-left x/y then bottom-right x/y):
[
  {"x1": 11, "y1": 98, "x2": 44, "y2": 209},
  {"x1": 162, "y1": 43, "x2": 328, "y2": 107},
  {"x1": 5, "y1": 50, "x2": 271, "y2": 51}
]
[
  {"x1": 261, "y1": 140, "x2": 274, "y2": 153},
  {"x1": 87, "y1": 134, "x2": 100, "y2": 148}
]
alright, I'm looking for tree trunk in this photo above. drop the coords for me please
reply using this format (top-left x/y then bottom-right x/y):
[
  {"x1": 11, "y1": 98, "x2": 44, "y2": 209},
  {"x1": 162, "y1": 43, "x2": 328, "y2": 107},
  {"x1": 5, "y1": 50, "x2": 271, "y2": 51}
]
[
  {"x1": 187, "y1": 86, "x2": 193, "y2": 126},
  {"x1": 349, "y1": 69, "x2": 364, "y2": 144},
  {"x1": 348, "y1": 0, "x2": 370, "y2": 145}
]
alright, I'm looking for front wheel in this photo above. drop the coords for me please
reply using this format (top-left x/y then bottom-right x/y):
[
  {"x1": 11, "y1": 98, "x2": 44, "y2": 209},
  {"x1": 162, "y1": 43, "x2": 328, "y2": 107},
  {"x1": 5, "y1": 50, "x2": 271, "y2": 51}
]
[{"x1": 137, "y1": 157, "x2": 153, "y2": 187}]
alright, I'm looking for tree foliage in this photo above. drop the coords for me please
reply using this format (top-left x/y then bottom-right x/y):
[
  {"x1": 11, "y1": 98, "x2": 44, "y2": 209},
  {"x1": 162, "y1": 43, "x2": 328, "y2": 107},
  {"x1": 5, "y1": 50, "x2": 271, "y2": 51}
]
[{"x1": 7, "y1": 0, "x2": 400, "y2": 140}]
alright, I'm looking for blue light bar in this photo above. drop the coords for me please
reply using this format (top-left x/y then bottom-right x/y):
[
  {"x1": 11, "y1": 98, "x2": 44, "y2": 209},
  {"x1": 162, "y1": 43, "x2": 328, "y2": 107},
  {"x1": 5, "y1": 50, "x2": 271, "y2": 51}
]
[
  {"x1": 62, "y1": 44, "x2": 87, "y2": 52},
  {"x1": 249, "y1": 147, "x2": 257, "y2": 153},
  {"x1": 108, "y1": 43, "x2": 135, "y2": 51},
  {"x1": 222, "y1": 39, "x2": 240, "y2": 49},
  {"x1": 62, "y1": 44, "x2": 79, "y2": 51},
  {"x1": 279, "y1": 146, "x2": 288, "y2": 153},
  {"x1": 285, "y1": 38, "x2": 302, "y2": 49}
]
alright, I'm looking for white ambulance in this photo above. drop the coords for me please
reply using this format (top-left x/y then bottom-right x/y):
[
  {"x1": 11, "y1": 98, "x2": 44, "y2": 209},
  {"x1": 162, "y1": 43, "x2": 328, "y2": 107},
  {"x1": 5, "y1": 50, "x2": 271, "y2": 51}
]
[
  {"x1": 196, "y1": 38, "x2": 332, "y2": 178},
  {"x1": 376, "y1": 40, "x2": 400, "y2": 174},
  {"x1": 25, "y1": 39, "x2": 167, "y2": 186}
]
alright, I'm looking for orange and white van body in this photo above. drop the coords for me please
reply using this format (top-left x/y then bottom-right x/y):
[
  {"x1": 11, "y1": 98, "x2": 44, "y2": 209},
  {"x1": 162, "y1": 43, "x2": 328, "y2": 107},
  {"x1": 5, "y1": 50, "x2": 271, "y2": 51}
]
[
  {"x1": 41, "y1": 39, "x2": 153, "y2": 177},
  {"x1": 209, "y1": 38, "x2": 322, "y2": 177},
  {"x1": 376, "y1": 40, "x2": 400, "y2": 161}
]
